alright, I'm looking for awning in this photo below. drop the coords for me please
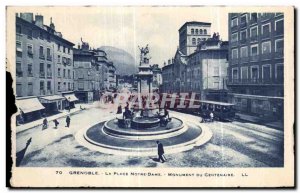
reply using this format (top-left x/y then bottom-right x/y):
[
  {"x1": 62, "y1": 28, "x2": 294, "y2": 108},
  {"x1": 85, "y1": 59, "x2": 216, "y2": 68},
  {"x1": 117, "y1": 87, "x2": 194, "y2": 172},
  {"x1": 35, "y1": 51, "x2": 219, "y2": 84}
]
[
  {"x1": 40, "y1": 95, "x2": 65, "y2": 103},
  {"x1": 64, "y1": 94, "x2": 79, "y2": 102},
  {"x1": 16, "y1": 97, "x2": 45, "y2": 114}
]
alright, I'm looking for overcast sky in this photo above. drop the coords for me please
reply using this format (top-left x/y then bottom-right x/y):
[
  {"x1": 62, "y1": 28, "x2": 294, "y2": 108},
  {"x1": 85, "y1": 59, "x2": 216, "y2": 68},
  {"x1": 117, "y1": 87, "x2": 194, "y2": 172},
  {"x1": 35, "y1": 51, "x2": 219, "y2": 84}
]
[{"x1": 12, "y1": 6, "x2": 228, "y2": 66}]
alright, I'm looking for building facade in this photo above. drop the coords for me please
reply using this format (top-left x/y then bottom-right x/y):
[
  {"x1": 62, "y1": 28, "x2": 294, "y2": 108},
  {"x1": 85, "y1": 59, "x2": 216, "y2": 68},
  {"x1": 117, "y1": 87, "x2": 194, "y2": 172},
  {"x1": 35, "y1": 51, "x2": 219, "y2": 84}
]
[
  {"x1": 150, "y1": 64, "x2": 162, "y2": 92},
  {"x1": 15, "y1": 13, "x2": 76, "y2": 123},
  {"x1": 179, "y1": 21, "x2": 211, "y2": 56},
  {"x1": 227, "y1": 13, "x2": 284, "y2": 118}
]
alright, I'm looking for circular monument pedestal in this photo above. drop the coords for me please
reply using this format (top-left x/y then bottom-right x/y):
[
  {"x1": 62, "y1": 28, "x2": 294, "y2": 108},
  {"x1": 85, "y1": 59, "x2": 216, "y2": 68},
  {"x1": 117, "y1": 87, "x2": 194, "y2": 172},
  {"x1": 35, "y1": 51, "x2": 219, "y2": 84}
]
[
  {"x1": 131, "y1": 117, "x2": 160, "y2": 129},
  {"x1": 75, "y1": 113, "x2": 213, "y2": 156}
]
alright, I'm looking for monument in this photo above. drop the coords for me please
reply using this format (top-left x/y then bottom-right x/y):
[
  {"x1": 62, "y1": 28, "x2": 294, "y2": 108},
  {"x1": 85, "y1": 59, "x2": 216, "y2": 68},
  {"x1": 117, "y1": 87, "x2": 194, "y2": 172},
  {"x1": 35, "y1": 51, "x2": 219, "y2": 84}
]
[{"x1": 137, "y1": 44, "x2": 153, "y2": 95}]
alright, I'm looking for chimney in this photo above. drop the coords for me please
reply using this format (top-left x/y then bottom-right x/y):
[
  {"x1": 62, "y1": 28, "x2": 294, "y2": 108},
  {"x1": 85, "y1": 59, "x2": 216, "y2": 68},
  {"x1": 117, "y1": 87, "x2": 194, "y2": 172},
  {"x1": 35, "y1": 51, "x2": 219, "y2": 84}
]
[
  {"x1": 164, "y1": 61, "x2": 166, "y2": 66},
  {"x1": 78, "y1": 44, "x2": 80, "y2": 49},
  {"x1": 20, "y1": 13, "x2": 34, "y2": 23},
  {"x1": 35, "y1": 15, "x2": 44, "y2": 27},
  {"x1": 172, "y1": 57, "x2": 174, "y2": 63},
  {"x1": 168, "y1": 59, "x2": 171, "y2": 65},
  {"x1": 49, "y1": 17, "x2": 55, "y2": 30}
]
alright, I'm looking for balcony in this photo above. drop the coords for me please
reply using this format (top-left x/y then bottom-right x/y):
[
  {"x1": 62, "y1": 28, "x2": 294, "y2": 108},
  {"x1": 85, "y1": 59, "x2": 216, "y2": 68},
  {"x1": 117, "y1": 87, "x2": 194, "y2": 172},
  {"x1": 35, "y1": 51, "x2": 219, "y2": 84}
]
[
  {"x1": 39, "y1": 54, "x2": 45, "y2": 60},
  {"x1": 249, "y1": 19, "x2": 257, "y2": 25},
  {"x1": 28, "y1": 50, "x2": 33, "y2": 57},
  {"x1": 40, "y1": 90, "x2": 46, "y2": 95},
  {"x1": 260, "y1": 14, "x2": 272, "y2": 21},
  {"x1": 231, "y1": 58, "x2": 239, "y2": 65},
  {"x1": 274, "y1": 49, "x2": 284, "y2": 59},
  {"x1": 240, "y1": 22, "x2": 247, "y2": 29},
  {"x1": 231, "y1": 25, "x2": 238, "y2": 32},
  {"x1": 261, "y1": 32, "x2": 271, "y2": 39},
  {"x1": 231, "y1": 13, "x2": 238, "y2": 18},
  {"x1": 261, "y1": 53, "x2": 272, "y2": 60},
  {"x1": 28, "y1": 72, "x2": 33, "y2": 77},
  {"x1": 250, "y1": 55, "x2": 259, "y2": 62},
  {"x1": 250, "y1": 35, "x2": 258, "y2": 42},
  {"x1": 227, "y1": 78, "x2": 283, "y2": 85},
  {"x1": 40, "y1": 72, "x2": 45, "y2": 78},
  {"x1": 47, "y1": 73, "x2": 52, "y2": 78},
  {"x1": 47, "y1": 55, "x2": 52, "y2": 61},
  {"x1": 16, "y1": 33, "x2": 22, "y2": 41},
  {"x1": 240, "y1": 38, "x2": 247, "y2": 44},
  {"x1": 240, "y1": 57, "x2": 249, "y2": 63},
  {"x1": 275, "y1": 30, "x2": 284, "y2": 36},
  {"x1": 230, "y1": 41, "x2": 238, "y2": 47},
  {"x1": 46, "y1": 90, "x2": 53, "y2": 95}
]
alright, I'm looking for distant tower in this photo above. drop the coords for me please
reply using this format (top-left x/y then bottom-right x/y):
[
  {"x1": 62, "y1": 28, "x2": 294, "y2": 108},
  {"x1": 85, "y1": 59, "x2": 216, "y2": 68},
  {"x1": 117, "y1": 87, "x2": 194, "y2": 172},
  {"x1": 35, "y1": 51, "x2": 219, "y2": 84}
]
[{"x1": 178, "y1": 21, "x2": 211, "y2": 55}]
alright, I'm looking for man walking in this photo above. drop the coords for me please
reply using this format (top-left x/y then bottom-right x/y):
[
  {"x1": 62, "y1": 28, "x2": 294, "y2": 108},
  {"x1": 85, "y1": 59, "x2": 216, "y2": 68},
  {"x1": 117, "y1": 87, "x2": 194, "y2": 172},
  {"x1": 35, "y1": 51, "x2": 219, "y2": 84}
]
[
  {"x1": 156, "y1": 141, "x2": 165, "y2": 163},
  {"x1": 65, "y1": 115, "x2": 71, "y2": 128}
]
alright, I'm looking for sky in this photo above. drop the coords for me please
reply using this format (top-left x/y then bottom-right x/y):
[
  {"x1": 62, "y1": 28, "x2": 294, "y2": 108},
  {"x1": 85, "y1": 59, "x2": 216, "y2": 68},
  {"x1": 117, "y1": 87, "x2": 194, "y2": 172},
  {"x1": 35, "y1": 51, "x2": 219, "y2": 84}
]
[{"x1": 10, "y1": 6, "x2": 229, "y2": 67}]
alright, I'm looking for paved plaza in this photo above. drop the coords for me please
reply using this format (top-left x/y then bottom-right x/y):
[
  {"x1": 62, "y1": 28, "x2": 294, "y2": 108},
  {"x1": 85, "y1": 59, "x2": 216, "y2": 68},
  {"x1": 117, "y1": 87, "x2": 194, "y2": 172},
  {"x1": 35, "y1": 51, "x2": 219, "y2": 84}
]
[{"x1": 16, "y1": 103, "x2": 284, "y2": 168}]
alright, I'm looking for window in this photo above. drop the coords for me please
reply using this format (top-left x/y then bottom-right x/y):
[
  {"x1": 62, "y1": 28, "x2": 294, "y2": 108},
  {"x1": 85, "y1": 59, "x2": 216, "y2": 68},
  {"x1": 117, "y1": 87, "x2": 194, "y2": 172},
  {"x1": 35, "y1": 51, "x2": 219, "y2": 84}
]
[
  {"x1": 203, "y1": 29, "x2": 207, "y2": 35},
  {"x1": 250, "y1": 13, "x2": 258, "y2": 22},
  {"x1": 241, "y1": 14, "x2": 247, "y2": 24},
  {"x1": 200, "y1": 29, "x2": 203, "y2": 34},
  {"x1": 275, "y1": 39, "x2": 284, "y2": 53},
  {"x1": 63, "y1": 69, "x2": 66, "y2": 78},
  {"x1": 39, "y1": 31, "x2": 44, "y2": 39},
  {"x1": 275, "y1": 19, "x2": 284, "y2": 35},
  {"x1": 68, "y1": 82, "x2": 70, "y2": 90},
  {"x1": 58, "y1": 68, "x2": 61, "y2": 77},
  {"x1": 58, "y1": 82, "x2": 61, "y2": 91},
  {"x1": 241, "y1": 67, "x2": 248, "y2": 79},
  {"x1": 262, "y1": 64, "x2": 271, "y2": 80},
  {"x1": 232, "y1": 68, "x2": 238, "y2": 80},
  {"x1": 27, "y1": 29, "x2": 32, "y2": 39},
  {"x1": 16, "y1": 25, "x2": 21, "y2": 34},
  {"x1": 262, "y1": 23, "x2": 271, "y2": 36},
  {"x1": 213, "y1": 67, "x2": 219, "y2": 76},
  {"x1": 262, "y1": 41, "x2": 271, "y2": 54},
  {"x1": 251, "y1": 66, "x2": 259, "y2": 79},
  {"x1": 47, "y1": 48, "x2": 51, "y2": 60},
  {"x1": 27, "y1": 64, "x2": 33, "y2": 76},
  {"x1": 191, "y1": 29, "x2": 194, "y2": 34},
  {"x1": 58, "y1": 44, "x2": 61, "y2": 51},
  {"x1": 192, "y1": 38, "x2": 196, "y2": 45},
  {"x1": 40, "y1": 63, "x2": 45, "y2": 77},
  {"x1": 231, "y1": 33, "x2": 238, "y2": 43},
  {"x1": 63, "y1": 82, "x2": 66, "y2": 91},
  {"x1": 16, "y1": 62, "x2": 22, "y2": 76},
  {"x1": 275, "y1": 64, "x2": 283, "y2": 81},
  {"x1": 39, "y1": 46, "x2": 44, "y2": 58},
  {"x1": 195, "y1": 29, "x2": 198, "y2": 34},
  {"x1": 28, "y1": 83, "x2": 33, "y2": 96},
  {"x1": 47, "y1": 81, "x2": 51, "y2": 92},
  {"x1": 16, "y1": 41, "x2": 22, "y2": 52},
  {"x1": 250, "y1": 26, "x2": 258, "y2": 37},
  {"x1": 63, "y1": 46, "x2": 66, "y2": 53},
  {"x1": 68, "y1": 69, "x2": 71, "y2": 79},
  {"x1": 16, "y1": 83, "x2": 22, "y2": 96},
  {"x1": 231, "y1": 48, "x2": 238, "y2": 59},
  {"x1": 197, "y1": 38, "x2": 201, "y2": 45},
  {"x1": 40, "y1": 81, "x2": 44, "y2": 94},
  {"x1": 251, "y1": 44, "x2": 259, "y2": 56},
  {"x1": 240, "y1": 46, "x2": 248, "y2": 57},
  {"x1": 231, "y1": 18, "x2": 238, "y2": 27},
  {"x1": 240, "y1": 30, "x2": 247, "y2": 42},
  {"x1": 68, "y1": 48, "x2": 71, "y2": 54},
  {"x1": 57, "y1": 55, "x2": 61, "y2": 63},
  {"x1": 47, "y1": 64, "x2": 52, "y2": 77},
  {"x1": 27, "y1": 44, "x2": 33, "y2": 56},
  {"x1": 78, "y1": 82, "x2": 84, "y2": 90}
]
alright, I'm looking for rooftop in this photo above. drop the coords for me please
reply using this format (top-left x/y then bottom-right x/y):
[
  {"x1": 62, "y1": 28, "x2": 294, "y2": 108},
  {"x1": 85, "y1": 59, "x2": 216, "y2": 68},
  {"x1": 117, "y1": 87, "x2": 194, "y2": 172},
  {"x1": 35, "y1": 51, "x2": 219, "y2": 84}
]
[{"x1": 179, "y1": 21, "x2": 211, "y2": 32}]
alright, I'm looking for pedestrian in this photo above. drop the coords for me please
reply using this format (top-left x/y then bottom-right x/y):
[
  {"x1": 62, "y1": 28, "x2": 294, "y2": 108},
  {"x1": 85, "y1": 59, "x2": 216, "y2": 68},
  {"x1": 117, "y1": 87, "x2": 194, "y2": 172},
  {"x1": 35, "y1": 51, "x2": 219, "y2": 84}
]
[
  {"x1": 42, "y1": 117, "x2": 48, "y2": 130},
  {"x1": 53, "y1": 119, "x2": 59, "y2": 129},
  {"x1": 210, "y1": 112, "x2": 214, "y2": 122},
  {"x1": 156, "y1": 141, "x2": 165, "y2": 163},
  {"x1": 65, "y1": 115, "x2": 71, "y2": 128},
  {"x1": 117, "y1": 105, "x2": 122, "y2": 114}
]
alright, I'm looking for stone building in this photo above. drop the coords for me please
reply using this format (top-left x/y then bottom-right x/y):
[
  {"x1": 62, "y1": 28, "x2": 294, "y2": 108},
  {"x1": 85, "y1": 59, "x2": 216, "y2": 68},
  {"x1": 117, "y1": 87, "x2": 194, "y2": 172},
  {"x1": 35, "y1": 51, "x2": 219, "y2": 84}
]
[
  {"x1": 150, "y1": 64, "x2": 162, "y2": 92},
  {"x1": 107, "y1": 61, "x2": 117, "y2": 90},
  {"x1": 15, "y1": 13, "x2": 76, "y2": 123},
  {"x1": 179, "y1": 21, "x2": 211, "y2": 56},
  {"x1": 227, "y1": 13, "x2": 284, "y2": 118}
]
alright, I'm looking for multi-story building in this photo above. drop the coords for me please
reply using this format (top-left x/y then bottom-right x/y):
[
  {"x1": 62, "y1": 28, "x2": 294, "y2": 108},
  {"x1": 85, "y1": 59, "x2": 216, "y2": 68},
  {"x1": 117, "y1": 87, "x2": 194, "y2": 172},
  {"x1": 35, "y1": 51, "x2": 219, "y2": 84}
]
[
  {"x1": 107, "y1": 61, "x2": 117, "y2": 90},
  {"x1": 183, "y1": 35, "x2": 229, "y2": 101},
  {"x1": 15, "y1": 13, "x2": 76, "y2": 123},
  {"x1": 179, "y1": 21, "x2": 211, "y2": 56},
  {"x1": 94, "y1": 48, "x2": 109, "y2": 91},
  {"x1": 227, "y1": 13, "x2": 284, "y2": 118}
]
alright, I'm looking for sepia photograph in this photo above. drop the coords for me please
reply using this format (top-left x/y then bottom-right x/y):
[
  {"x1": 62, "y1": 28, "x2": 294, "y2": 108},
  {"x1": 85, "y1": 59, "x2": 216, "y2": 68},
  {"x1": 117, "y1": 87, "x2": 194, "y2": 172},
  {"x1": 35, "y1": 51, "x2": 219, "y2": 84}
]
[{"x1": 6, "y1": 5, "x2": 294, "y2": 188}]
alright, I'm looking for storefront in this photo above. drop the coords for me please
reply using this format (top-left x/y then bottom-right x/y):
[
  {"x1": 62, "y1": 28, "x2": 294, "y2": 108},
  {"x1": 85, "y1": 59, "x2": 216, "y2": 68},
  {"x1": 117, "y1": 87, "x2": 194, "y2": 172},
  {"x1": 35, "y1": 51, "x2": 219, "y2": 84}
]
[
  {"x1": 39, "y1": 95, "x2": 66, "y2": 115},
  {"x1": 63, "y1": 93, "x2": 79, "y2": 110},
  {"x1": 16, "y1": 97, "x2": 45, "y2": 124}
]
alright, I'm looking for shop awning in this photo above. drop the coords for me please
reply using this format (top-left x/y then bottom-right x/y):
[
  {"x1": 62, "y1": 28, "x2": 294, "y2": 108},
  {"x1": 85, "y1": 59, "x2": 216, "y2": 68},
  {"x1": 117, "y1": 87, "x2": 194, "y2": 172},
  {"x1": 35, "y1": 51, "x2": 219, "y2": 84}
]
[
  {"x1": 64, "y1": 94, "x2": 79, "y2": 102},
  {"x1": 40, "y1": 95, "x2": 65, "y2": 103},
  {"x1": 16, "y1": 97, "x2": 45, "y2": 114}
]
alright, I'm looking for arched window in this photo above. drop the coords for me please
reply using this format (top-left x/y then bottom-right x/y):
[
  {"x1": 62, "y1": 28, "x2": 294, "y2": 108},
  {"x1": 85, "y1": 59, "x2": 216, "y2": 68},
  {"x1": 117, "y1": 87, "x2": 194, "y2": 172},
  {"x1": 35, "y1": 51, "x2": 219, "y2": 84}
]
[
  {"x1": 191, "y1": 28, "x2": 194, "y2": 34},
  {"x1": 200, "y1": 29, "x2": 203, "y2": 34},
  {"x1": 195, "y1": 29, "x2": 199, "y2": 34},
  {"x1": 204, "y1": 29, "x2": 207, "y2": 35},
  {"x1": 192, "y1": 38, "x2": 196, "y2": 45},
  {"x1": 197, "y1": 38, "x2": 201, "y2": 44}
]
